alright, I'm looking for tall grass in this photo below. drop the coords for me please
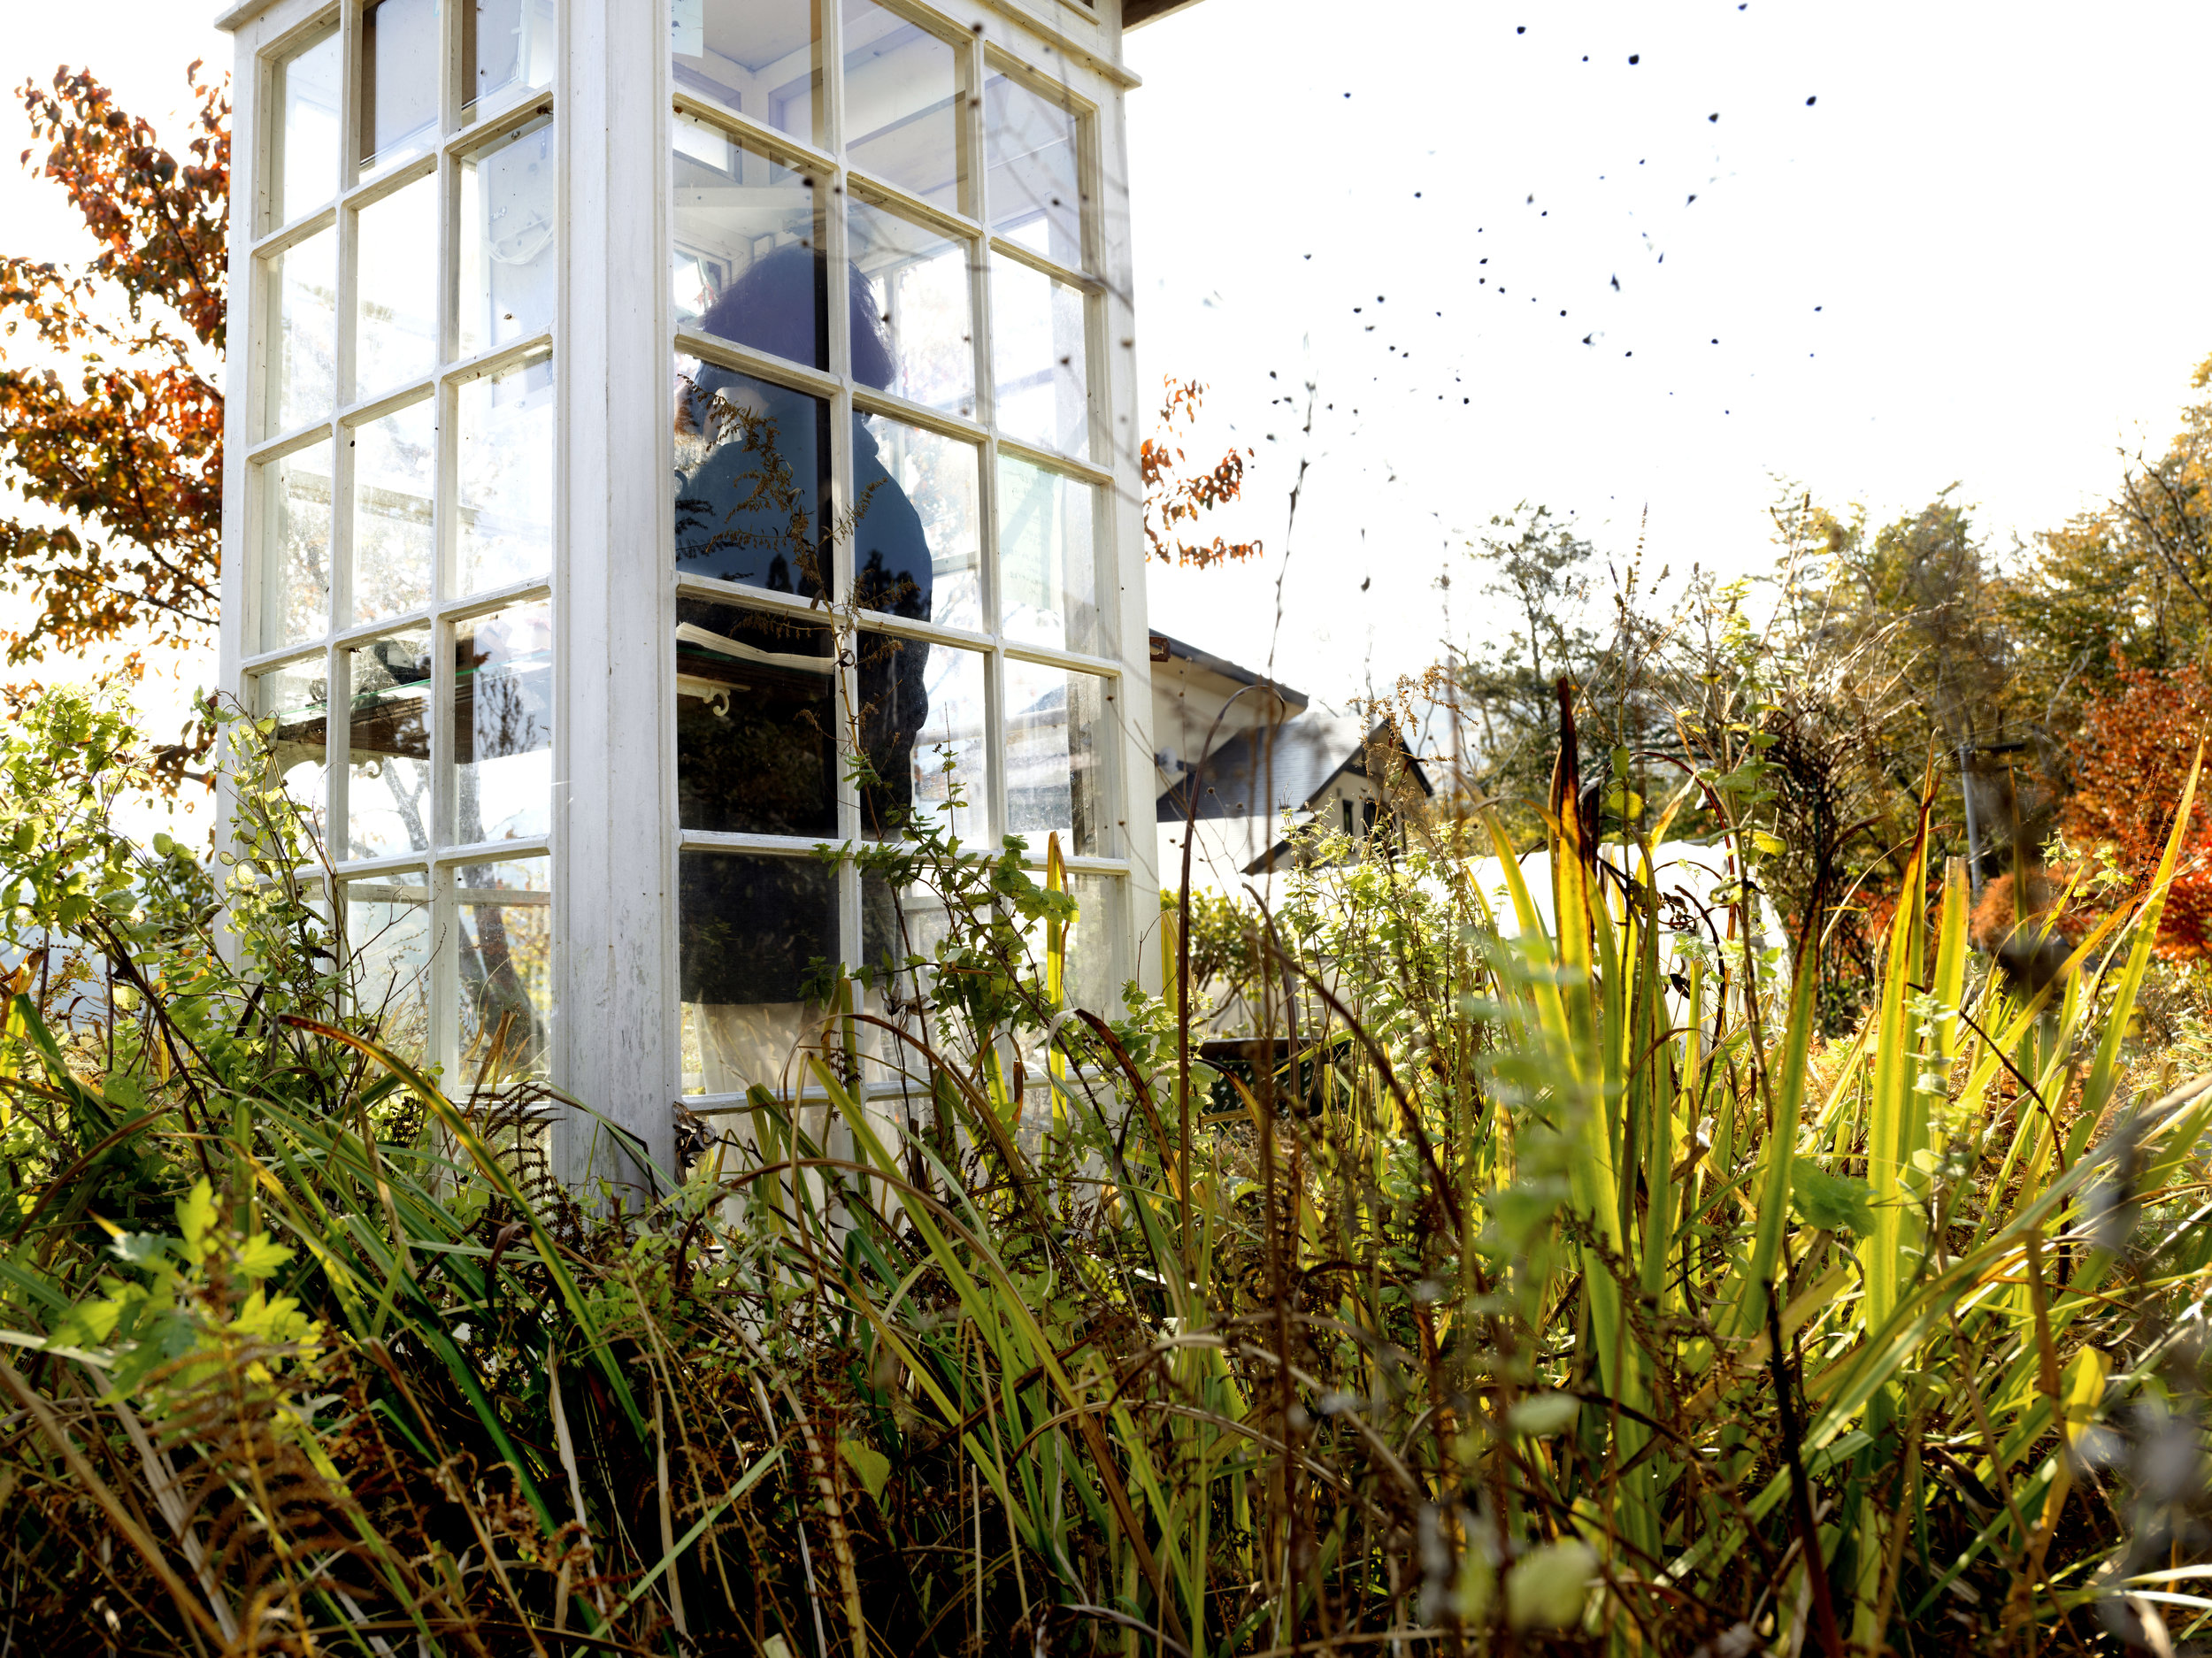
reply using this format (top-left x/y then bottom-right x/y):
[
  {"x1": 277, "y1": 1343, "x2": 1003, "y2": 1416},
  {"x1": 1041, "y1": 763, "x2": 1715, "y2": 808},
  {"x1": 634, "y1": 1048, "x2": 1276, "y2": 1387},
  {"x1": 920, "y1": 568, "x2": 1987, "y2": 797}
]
[{"x1": 4, "y1": 679, "x2": 2211, "y2": 1654}]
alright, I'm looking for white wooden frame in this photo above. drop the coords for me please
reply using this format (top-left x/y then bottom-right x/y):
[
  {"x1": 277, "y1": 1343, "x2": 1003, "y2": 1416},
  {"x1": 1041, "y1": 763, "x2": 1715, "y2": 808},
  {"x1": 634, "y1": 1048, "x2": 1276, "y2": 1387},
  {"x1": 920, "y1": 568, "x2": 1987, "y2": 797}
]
[{"x1": 218, "y1": 0, "x2": 1160, "y2": 1196}]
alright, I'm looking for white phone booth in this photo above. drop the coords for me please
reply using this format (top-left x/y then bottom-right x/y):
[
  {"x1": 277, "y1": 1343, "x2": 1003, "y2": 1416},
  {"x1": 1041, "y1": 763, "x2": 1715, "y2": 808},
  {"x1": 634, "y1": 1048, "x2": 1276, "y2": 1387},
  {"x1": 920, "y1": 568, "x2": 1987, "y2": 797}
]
[{"x1": 214, "y1": 0, "x2": 1185, "y2": 1190}]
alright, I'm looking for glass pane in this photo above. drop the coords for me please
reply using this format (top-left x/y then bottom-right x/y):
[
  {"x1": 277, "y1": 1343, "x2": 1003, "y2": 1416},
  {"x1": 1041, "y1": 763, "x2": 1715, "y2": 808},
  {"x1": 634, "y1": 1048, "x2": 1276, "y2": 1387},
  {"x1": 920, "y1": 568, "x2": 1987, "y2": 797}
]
[
  {"x1": 455, "y1": 603, "x2": 554, "y2": 845},
  {"x1": 1004, "y1": 658, "x2": 1105, "y2": 856},
  {"x1": 842, "y1": 0, "x2": 964, "y2": 212},
  {"x1": 991, "y1": 255, "x2": 1088, "y2": 458},
  {"x1": 258, "y1": 441, "x2": 334, "y2": 651},
  {"x1": 860, "y1": 632, "x2": 983, "y2": 843},
  {"x1": 457, "y1": 349, "x2": 555, "y2": 594},
  {"x1": 984, "y1": 73, "x2": 1082, "y2": 268},
  {"x1": 271, "y1": 24, "x2": 342, "y2": 227},
  {"x1": 997, "y1": 454, "x2": 1101, "y2": 655},
  {"x1": 1064, "y1": 872, "x2": 1120, "y2": 1011},
  {"x1": 457, "y1": 858, "x2": 552, "y2": 1079},
  {"x1": 849, "y1": 197, "x2": 974, "y2": 415},
  {"x1": 351, "y1": 397, "x2": 436, "y2": 624},
  {"x1": 356, "y1": 174, "x2": 439, "y2": 396},
  {"x1": 252, "y1": 659, "x2": 330, "y2": 854},
  {"x1": 1023, "y1": 871, "x2": 1118, "y2": 1012},
  {"x1": 680, "y1": 850, "x2": 839, "y2": 1094},
  {"x1": 673, "y1": 360, "x2": 831, "y2": 595},
  {"x1": 466, "y1": 0, "x2": 556, "y2": 109},
  {"x1": 672, "y1": 0, "x2": 825, "y2": 146},
  {"x1": 676, "y1": 597, "x2": 838, "y2": 837},
  {"x1": 672, "y1": 115, "x2": 826, "y2": 365},
  {"x1": 346, "y1": 629, "x2": 434, "y2": 860},
  {"x1": 344, "y1": 874, "x2": 432, "y2": 1061},
  {"x1": 856, "y1": 413, "x2": 978, "y2": 630},
  {"x1": 265, "y1": 227, "x2": 338, "y2": 437},
  {"x1": 457, "y1": 116, "x2": 557, "y2": 357},
  {"x1": 360, "y1": 0, "x2": 440, "y2": 172}
]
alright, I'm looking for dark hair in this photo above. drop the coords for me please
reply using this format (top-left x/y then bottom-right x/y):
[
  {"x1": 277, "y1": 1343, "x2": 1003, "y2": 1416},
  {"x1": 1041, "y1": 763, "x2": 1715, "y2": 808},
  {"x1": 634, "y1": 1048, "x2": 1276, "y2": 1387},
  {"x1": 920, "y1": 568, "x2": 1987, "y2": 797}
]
[{"x1": 697, "y1": 242, "x2": 895, "y2": 391}]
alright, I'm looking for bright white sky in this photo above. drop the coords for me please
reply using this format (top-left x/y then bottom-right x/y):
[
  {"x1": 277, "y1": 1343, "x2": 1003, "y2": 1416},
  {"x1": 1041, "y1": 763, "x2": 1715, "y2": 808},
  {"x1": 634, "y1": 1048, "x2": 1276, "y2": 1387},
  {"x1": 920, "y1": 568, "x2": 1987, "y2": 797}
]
[
  {"x1": 3, "y1": 0, "x2": 2209, "y2": 752},
  {"x1": 1126, "y1": 0, "x2": 2212, "y2": 710}
]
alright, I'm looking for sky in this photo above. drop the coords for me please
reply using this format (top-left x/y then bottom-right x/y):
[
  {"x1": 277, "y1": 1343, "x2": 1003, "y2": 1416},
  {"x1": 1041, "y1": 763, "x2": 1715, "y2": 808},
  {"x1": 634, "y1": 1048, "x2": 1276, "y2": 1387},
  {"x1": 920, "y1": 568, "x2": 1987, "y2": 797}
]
[
  {"x1": 1124, "y1": 0, "x2": 2212, "y2": 711},
  {"x1": 2, "y1": 0, "x2": 2210, "y2": 748}
]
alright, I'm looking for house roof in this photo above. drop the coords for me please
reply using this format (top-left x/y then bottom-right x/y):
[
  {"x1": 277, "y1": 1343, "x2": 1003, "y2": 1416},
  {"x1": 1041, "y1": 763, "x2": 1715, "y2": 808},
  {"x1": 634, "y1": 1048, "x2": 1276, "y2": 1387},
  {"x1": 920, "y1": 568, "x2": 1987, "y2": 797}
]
[
  {"x1": 1125, "y1": 0, "x2": 1211, "y2": 26},
  {"x1": 1148, "y1": 632, "x2": 1309, "y2": 714},
  {"x1": 1157, "y1": 710, "x2": 1432, "y2": 824}
]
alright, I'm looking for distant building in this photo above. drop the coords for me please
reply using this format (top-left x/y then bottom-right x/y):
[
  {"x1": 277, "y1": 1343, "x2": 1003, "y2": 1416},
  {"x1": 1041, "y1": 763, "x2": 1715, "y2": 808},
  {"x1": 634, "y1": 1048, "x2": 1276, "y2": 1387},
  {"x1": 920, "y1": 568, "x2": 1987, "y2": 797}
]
[{"x1": 1149, "y1": 633, "x2": 1432, "y2": 890}]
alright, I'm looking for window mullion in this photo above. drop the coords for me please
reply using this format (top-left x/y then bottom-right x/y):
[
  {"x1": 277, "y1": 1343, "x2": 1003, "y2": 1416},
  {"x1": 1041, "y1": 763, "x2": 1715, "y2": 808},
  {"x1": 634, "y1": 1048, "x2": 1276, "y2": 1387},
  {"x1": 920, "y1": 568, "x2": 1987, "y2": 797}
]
[
  {"x1": 338, "y1": 1, "x2": 364, "y2": 201},
  {"x1": 327, "y1": 641, "x2": 353, "y2": 871},
  {"x1": 822, "y1": 4, "x2": 863, "y2": 979},
  {"x1": 430, "y1": 860, "x2": 457, "y2": 1078}
]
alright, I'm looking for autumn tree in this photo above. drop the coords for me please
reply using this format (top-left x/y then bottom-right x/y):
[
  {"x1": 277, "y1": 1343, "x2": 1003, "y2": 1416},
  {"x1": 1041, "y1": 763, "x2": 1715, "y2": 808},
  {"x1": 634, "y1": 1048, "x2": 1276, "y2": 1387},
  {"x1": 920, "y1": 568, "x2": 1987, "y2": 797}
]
[
  {"x1": 2057, "y1": 664, "x2": 2212, "y2": 957},
  {"x1": 0, "y1": 65, "x2": 227, "y2": 774},
  {"x1": 1141, "y1": 377, "x2": 1262, "y2": 569}
]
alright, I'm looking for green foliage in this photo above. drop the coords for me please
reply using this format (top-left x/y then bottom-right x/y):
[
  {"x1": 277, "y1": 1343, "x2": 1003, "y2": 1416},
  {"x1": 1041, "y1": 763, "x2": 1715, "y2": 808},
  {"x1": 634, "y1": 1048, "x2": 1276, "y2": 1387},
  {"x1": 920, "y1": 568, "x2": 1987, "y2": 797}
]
[{"x1": 4, "y1": 671, "x2": 2211, "y2": 1655}]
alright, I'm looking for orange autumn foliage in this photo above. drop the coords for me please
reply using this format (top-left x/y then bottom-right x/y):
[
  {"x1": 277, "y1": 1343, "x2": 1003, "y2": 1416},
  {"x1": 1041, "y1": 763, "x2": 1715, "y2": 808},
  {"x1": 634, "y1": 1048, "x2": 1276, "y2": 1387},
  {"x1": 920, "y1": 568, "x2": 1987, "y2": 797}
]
[
  {"x1": 2060, "y1": 664, "x2": 2212, "y2": 957},
  {"x1": 1141, "y1": 377, "x2": 1262, "y2": 569}
]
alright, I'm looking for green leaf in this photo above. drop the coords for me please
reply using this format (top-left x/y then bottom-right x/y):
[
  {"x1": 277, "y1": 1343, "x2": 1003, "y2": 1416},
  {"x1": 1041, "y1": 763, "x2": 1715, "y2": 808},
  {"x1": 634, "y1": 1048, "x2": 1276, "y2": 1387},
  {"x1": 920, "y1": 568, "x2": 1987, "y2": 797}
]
[
  {"x1": 236, "y1": 1233, "x2": 295, "y2": 1280},
  {"x1": 1507, "y1": 1539, "x2": 1596, "y2": 1630},
  {"x1": 840, "y1": 1439, "x2": 890, "y2": 1505},
  {"x1": 107, "y1": 1232, "x2": 173, "y2": 1270},
  {"x1": 1507, "y1": 1393, "x2": 1579, "y2": 1436},
  {"x1": 1792, "y1": 1163, "x2": 1875, "y2": 1237},
  {"x1": 177, "y1": 1178, "x2": 216, "y2": 1257}
]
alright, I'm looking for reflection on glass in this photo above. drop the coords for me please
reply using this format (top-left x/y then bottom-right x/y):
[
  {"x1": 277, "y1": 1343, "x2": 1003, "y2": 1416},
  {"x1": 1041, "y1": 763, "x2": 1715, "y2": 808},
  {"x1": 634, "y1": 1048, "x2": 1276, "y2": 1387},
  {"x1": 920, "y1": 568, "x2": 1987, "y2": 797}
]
[
  {"x1": 259, "y1": 442, "x2": 333, "y2": 651},
  {"x1": 360, "y1": 0, "x2": 440, "y2": 172},
  {"x1": 672, "y1": 361, "x2": 830, "y2": 595},
  {"x1": 676, "y1": 599, "x2": 837, "y2": 836},
  {"x1": 1004, "y1": 659, "x2": 1104, "y2": 856},
  {"x1": 863, "y1": 633, "x2": 982, "y2": 843},
  {"x1": 984, "y1": 73, "x2": 1082, "y2": 267},
  {"x1": 997, "y1": 454, "x2": 1100, "y2": 655},
  {"x1": 672, "y1": 0, "x2": 824, "y2": 146},
  {"x1": 266, "y1": 228, "x2": 337, "y2": 437},
  {"x1": 346, "y1": 630, "x2": 434, "y2": 860},
  {"x1": 272, "y1": 25, "x2": 341, "y2": 227},
  {"x1": 458, "y1": 117, "x2": 557, "y2": 357},
  {"x1": 457, "y1": 858, "x2": 552, "y2": 1079},
  {"x1": 849, "y1": 197, "x2": 974, "y2": 416},
  {"x1": 466, "y1": 0, "x2": 556, "y2": 109},
  {"x1": 672, "y1": 116, "x2": 825, "y2": 363},
  {"x1": 680, "y1": 850, "x2": 837, "y2": 1095},
  {"x1": 842, "y1": 0, "x2": 964, "y2": 211},
  {"x1": 457, "y1": 349, "x2": 554, "y2": 594},
  {"x1": 352, "y1": 398, "x2": 435, "y2": 624},
  {"x1": 356, "y1": 175, "x2": 439, "y2": 395},
  {"x1": 991, "y1": 255, "x2": 1088, "y2": 458},
  {"x1": 252, "y1": 660, "x2": 329, "y2": 854},
  {"x1": 455, "y1": 603, "x2": 553, "y2": 845},
  {"x1": 344, "y1": 874, "x2": 432, "y2": 1061},
  {"x1": 859, "y1": 414, "x2": 978, "y2": 630}
]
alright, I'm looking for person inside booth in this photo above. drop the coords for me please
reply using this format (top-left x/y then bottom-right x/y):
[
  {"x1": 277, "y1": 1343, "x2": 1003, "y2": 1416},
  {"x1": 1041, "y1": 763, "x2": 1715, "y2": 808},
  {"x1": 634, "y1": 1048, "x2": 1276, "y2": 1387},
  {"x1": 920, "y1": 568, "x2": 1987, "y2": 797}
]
[{"x1": 672, "y1": 241, "x2": 933, "y2": 1097}]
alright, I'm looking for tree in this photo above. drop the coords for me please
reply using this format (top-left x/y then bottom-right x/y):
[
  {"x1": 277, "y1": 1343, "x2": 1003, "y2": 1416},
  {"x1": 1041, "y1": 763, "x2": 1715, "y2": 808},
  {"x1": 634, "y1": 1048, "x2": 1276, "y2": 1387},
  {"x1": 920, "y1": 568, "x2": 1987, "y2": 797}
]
[
  {"x1": 2009, "y1": 354, "x2": 2212, "y2": 735},
  {"x1": 2057, "y1": 664, "x2": 2212, "y2": 958},
  {"x1": 1454, "y1": 503, "x2": 1603, "y2": 810},
  {"x1": 0, "y1": 65, "x2": 227, "y2": 776}
]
